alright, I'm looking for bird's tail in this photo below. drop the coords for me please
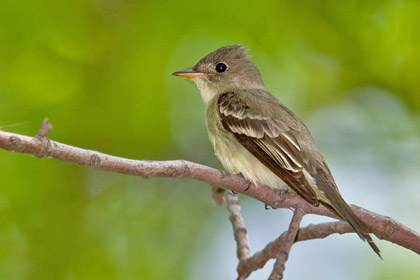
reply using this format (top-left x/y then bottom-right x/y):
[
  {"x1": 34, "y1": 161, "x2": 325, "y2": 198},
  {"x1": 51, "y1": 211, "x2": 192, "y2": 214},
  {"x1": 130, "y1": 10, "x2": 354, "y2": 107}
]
[
  {"x1": 314, "y1": 167, "x2": 382, "y2": 259},
  {"x1": 325, "y1": 183, "x2": 383, "y2": 260}
]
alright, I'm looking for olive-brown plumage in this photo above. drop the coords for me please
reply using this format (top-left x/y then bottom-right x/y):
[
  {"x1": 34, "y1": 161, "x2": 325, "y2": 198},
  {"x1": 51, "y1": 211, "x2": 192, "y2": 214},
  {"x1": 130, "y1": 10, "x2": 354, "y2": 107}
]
[{"x1": 173, "y1": 45, "x2": 381, "y2": 258}]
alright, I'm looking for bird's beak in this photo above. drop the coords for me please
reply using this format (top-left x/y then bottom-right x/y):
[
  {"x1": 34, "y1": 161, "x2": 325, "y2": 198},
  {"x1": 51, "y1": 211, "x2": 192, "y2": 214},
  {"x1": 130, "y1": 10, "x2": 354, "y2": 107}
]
[{"x1": 172, "y1": 68, "x2": 205, "y2": 78}]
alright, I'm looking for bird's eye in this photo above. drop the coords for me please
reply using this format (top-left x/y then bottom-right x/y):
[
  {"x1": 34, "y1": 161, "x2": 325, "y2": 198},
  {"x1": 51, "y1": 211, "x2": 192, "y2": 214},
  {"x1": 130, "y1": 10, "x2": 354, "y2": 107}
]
[{"x1": 215, "y1": 63, "x2": 227, "y2": 73}]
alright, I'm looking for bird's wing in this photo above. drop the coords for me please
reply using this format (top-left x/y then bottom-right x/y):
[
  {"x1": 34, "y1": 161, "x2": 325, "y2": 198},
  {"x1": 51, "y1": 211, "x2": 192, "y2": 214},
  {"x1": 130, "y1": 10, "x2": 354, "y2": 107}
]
[{"x1": 218, "y1": 91, "x2": 319, "y2": 206}]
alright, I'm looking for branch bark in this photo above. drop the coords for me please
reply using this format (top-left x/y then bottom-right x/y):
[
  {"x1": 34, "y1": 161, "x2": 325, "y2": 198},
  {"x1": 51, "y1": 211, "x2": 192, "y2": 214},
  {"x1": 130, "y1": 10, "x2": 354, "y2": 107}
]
[
  {"x1": 1, "y1": 126, "x2": 419, "y2": 274},
  {"x1": 225, "y1": 192, "x2": 251, "y2": 263},
  {"x1": 237, "y1": 221, "x2": 354, "y2": 277},
  {"x1": 268, "y1": 207, "x2": 304, "y2": 280}
]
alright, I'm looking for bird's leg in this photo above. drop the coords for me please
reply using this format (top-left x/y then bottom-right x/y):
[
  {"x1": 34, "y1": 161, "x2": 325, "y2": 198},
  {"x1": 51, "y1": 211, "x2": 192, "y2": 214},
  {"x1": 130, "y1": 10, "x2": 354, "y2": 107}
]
[
  {"x1": 265, "y1": 188, "x2": 288, "y2": 210},
  {"x1": 277, "y1": 189, "x2": 288, "y2": 204},
  {"x1": 235, "y1": 172, "x2": 253, "y2": 193},
  {"x1": 244, "y1": 181, "x2": 252, "y2": 192}
]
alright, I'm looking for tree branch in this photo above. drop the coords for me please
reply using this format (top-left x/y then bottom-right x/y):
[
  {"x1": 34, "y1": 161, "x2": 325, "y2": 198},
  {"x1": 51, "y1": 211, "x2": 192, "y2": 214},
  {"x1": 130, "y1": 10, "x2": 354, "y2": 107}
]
[
  {"x1": 1, "y1": 125, "x2": 419, "y2": 276},
  {"x1": 225, "y1": 192, "x2": 251, "y2": 263},
  {"x1": 238, "y1": 221, "x2": 354, "y2": 277},
  {"x1": 268, "y1": 207, "x2": 304, "y2": 280}
]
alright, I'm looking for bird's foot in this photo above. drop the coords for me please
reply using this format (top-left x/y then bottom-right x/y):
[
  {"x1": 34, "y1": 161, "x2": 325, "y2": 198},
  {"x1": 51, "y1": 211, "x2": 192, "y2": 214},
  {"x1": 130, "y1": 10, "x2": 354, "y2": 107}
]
[
  {"x1": 265, "y1": 189, "x2": 288, "y2": 210},
  {"x1": 235, "y1": 173, "x2": 252, "y2": 192}
]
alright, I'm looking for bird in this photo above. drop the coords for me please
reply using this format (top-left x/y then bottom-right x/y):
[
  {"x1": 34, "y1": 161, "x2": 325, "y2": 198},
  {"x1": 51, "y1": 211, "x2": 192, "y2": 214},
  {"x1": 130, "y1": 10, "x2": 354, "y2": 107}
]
[{"x1": 172, "y1": 44, "x2": 381, "y2": 258}]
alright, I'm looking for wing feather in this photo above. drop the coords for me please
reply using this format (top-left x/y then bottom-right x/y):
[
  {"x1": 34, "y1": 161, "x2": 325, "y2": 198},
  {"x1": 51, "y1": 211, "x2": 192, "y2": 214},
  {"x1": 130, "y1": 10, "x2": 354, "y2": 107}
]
[{"x1": 218, "y1": 92, "x2": 319, "y2": 205}]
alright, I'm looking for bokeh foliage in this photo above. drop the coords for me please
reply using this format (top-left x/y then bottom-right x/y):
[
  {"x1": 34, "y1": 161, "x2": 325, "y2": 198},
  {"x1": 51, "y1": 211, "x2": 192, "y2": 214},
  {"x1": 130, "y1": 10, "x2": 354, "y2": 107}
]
[{"x1": 0, "y1": 0, "x2": 419, "y2": 279}]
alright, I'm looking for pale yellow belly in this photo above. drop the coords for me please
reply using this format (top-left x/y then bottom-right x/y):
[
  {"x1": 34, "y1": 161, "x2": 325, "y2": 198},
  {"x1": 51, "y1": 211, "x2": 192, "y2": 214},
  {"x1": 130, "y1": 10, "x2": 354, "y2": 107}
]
[
  {"x1": 208, "y1": 126, "x2": 289, "y2": 191},
  {"x1": 205, "y1": 96, "x2": 289, "y2": 190}
]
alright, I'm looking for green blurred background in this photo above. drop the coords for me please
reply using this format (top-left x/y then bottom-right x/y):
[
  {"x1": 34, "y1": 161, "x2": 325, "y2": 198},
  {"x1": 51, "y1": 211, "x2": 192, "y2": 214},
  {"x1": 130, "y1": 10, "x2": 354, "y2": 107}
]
[{"x1": 1, "y1": 0, "x2": 419, "y2": 279}]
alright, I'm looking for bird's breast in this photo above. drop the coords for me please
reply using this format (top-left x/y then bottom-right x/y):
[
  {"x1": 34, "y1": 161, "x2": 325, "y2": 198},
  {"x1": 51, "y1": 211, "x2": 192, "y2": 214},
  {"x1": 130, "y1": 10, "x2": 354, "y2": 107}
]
[{"x1": 205, "y1": 98, "x2": 288, "y2": 190}]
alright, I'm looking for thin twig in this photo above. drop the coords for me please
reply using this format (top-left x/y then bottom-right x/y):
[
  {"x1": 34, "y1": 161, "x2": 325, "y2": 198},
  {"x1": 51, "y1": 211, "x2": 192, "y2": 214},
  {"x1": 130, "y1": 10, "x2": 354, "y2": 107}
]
[
  {"x1": 237, "y1": 221, "x2": 354, "y2": 277},
  {"x1": 225, "y1": 192, "x2": 251, "y2": 263},
  {"x1": 36, "y1": 118, "x2": 52, "y2": 138},
  {"x1": 268, "y1": 208, "x2": 305, "y2": 280}
]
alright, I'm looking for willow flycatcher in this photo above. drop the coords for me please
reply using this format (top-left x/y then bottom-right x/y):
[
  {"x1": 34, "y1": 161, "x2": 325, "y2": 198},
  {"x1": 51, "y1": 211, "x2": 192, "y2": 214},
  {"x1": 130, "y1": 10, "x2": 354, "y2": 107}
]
[{"x1": 173, "y1": 45, "x2": 380, "y2": 258}]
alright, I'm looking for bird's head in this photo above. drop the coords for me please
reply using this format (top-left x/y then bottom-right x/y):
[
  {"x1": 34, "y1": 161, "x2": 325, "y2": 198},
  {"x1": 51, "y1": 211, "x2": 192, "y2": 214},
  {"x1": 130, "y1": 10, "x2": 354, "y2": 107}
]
[{"x1": 173, "y1": 45, "x2": 265, "y2": 102}]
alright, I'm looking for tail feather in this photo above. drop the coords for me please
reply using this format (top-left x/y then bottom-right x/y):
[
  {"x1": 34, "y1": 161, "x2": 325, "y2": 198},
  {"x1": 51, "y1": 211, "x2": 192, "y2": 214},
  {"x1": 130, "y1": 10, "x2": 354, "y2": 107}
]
[
  {"x1": 314, "y1": 167, "x2": 382, "y2": 259},
  {"x1": 323, "y1": 188, "x2": 382, "y2": 260},
  {"x1": 335, "y1": 196, "x2": 382, "y2": 259}
]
